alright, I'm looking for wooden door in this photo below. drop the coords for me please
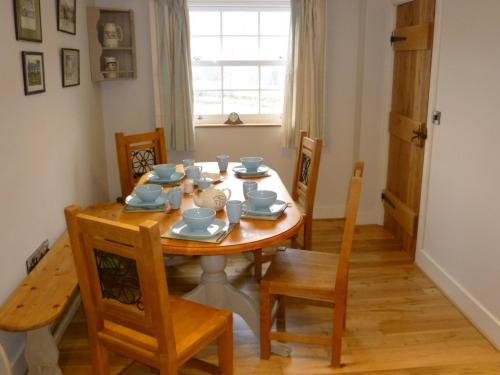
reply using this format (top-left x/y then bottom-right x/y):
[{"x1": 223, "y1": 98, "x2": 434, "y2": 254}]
[{"x1": 383, "y1": 0, "x2": 435, "y2": 258}]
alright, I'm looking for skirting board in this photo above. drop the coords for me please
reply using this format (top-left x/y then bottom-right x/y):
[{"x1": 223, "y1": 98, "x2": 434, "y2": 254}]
[{"x1": 416, "y1": 248, "x2": 500, "y2": 350}]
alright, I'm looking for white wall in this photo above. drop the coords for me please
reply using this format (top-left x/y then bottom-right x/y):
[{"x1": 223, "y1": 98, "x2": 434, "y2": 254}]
[
  {"x1": 417, "y1": 0, "x2": 500, "y2": 349},
  {"x1": 98, "y1": 0, "x2": 392, "y2": 223},
  {"x1": 0, "y1": 0, "x2": 108, "y2": 372}
]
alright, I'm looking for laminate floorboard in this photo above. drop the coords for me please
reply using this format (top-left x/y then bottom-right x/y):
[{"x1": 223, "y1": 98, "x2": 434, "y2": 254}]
[{"x1": 58, "y1": 221, "x2": 500, "y2": 374}]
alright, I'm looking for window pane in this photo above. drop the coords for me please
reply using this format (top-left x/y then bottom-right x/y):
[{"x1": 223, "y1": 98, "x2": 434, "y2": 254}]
[
  {"x1": 260, "y1": 12, "x2": 290, "y2": 35},
  {"x1": 222, "y1": 37, "x2": 258, "y2": 60},
  {"x1": 222, "y1": 12, "x2": 258, "y2": 35},
  {"x1": 191, "y1": 37, "x2": 221, "y2": 61},
  {"x1": 193, "y1": 67, "x2": 221, "y2": 90},
  {"x1": 261, "y1": 91, "x2": 284, "y2": 114},
  {"x1": 190, "y1": 12, "x2": 220, "y2": 36},
  {"x1": 260, "y1": 37, "x2": 288, "y2": 60},
  {"x1": 223, "y1": 66, "x2": 258, "y2": 90},
  {"x1": 224, "y1": 91, "x2": 259, "y2": 114},
  {"x1": 261, "y1": 66, "x2": 286, "y2": 90},
  {"x1": 194, "y1": 91, "x2": 222, "y2": 115}
]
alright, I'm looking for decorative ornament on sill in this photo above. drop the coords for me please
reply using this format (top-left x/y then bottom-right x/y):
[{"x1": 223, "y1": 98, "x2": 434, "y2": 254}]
[{"x1": 224, "y1": 112, "x2": 243, "y2": 125}]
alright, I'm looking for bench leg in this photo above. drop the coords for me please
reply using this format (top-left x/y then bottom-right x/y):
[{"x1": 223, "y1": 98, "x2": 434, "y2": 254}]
[{"x1": 25, "y1": 326, "x2": 62, "y2": 375}]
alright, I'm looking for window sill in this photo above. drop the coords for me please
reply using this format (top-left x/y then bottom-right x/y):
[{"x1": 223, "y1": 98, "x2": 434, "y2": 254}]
[{"x1": 195, "y1": 123, "x2": 281, "y2": 128}]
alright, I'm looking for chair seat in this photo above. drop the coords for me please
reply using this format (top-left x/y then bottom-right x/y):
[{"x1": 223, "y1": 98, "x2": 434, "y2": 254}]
[
  {"x1": 262, "y1": 248, "x2": 338, "y2": 301},
  {"x1": 101, "y1": 296, "x2": 231, "y2": 366}
]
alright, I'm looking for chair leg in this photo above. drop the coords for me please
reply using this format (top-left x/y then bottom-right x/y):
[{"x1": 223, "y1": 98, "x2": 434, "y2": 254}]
[
  {"x1": 218, "y1": 314, "x2": 234, "y2": 375},
  {"x1": 254, "y1": 249, "x2": 263, "y2": 281},
  {"x1": 303, "y1": 218, "x2": 313, "y2": 250},
  {"x1": 276, "y1": 296, "x2": 286, "y2": 332},
  {"x1": 260, "y1": 283, "x2": 272, "y2": 359},
  {"x1": 88, "y1": 335, "x2": 110, "y2": 375},
  {"x1": 331, "y1": 308, "x2": 345, "y2": 367}
]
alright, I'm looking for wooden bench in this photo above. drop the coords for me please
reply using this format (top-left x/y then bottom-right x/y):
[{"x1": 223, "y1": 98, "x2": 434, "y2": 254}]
[{"x1": 0, "y1": 232, "x2": 80, "y2": 375}]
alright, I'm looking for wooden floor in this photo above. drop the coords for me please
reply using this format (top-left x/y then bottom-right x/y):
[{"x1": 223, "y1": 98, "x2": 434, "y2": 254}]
[{"x1": 59, "y1": 220, "x2": 500, "y2": 374}]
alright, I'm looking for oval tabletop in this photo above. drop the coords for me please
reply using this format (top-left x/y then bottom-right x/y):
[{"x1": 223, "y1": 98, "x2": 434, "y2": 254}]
[{"x1": 83, "y1": 162, "x2": 303, "y2": 256}]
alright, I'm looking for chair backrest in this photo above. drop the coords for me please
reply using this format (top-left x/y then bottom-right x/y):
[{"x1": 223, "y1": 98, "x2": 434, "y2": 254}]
[
  {"x1": 334, "y1": 162, "x2": 364, "y2": 303},
  {"x1": 64, "y1": 205, "x2": 176, "y2": 360},
  {"x1": 291, "y1": 131, "x2": 323, "y2": 216},
  {"x1": 115, "y1": 128, "x2": 168, "y2": 199}
]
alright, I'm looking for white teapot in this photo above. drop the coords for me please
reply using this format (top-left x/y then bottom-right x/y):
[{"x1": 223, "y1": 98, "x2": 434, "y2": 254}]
[{"x1": 193, "y1": 186, "x2": 231, "y2": 211}]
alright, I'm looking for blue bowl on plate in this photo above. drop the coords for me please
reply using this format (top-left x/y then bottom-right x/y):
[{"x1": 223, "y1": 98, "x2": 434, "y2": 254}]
[
  {"x1": 240, "y1": 156, "x2": 264, "y2": 172},
  {"x1": 182, "y1": 208, "x2": 216, "y2": 232},
  {"x1": 134, "y1": 184, "x2": 162, "y2": 202},
  {"x1": 154, "y1": 163, "x2": 177, "y2": 178},
  {"x1": 246, "y1": 190, "x2": 277, "y2": 210}
]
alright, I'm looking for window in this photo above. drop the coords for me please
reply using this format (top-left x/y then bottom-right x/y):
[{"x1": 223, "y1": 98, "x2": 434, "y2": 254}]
[{"x1": 189, "y1": 2, "x2": 290, "y2": 124}]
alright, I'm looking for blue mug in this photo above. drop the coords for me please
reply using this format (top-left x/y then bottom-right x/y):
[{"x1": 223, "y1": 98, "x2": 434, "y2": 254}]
[
  {"x1": 182, "y1": 159, "x2": 195, "y2": 168},
  {"x1": 216, "y1": 154, "x2": 230, "y2": 172},
  {"x1": 167, "y1": 188, "x2": 182, "y2": 209},
  {"x1": 243, "y1": 181, "x2": 258, "y2": 200},
  {"x1": 226, "y1": 200, "x2": 243, "y2": 224},
  {"x1": 185, "y1": 165, "x2": 202, "y2": 182}
]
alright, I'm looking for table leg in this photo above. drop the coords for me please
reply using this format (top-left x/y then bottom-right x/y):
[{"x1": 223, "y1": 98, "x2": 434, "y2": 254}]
[{"x1": 183, "y1": 255, "x2": 260, "y2": 336}]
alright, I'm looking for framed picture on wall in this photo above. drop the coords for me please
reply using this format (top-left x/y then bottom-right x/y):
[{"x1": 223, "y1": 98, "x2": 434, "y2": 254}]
[
  {"x1": 57, "y1": 0, "x2": 76, "y2": 35},
  {"x1": 61, "y1": 48, "x2": 80, "y2": 87},
  {"x1": 21, "y1": 51, "x2": 46, "y2": 95},
  {"x1": 13, "y1": 0, "x2": 43, "y2": 42}
]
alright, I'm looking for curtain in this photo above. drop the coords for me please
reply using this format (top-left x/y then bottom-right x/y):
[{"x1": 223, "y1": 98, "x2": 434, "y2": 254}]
[
  {"x1": 155, "y1": 0, "x2": 194, "y2": 151},
  {"x1": 282, "y1": 0, "x2": 326, "y2": 148}
]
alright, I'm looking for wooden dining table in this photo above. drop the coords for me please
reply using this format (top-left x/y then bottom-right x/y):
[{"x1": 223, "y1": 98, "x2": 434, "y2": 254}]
[{"x1": 83, "y1": 162, "x2": 303, "y2": 340}]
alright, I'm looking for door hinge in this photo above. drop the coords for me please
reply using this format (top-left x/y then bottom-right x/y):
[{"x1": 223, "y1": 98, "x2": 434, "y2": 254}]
[
  {"x1": 381, "y1": 192, "x2": 396, "y2": 209},
  {"x1": 432, "y1": 110, "x2": 442, "y2": 125},
  {"x1": 390, "y1": 32, "x2": 407, "y2": 45}
]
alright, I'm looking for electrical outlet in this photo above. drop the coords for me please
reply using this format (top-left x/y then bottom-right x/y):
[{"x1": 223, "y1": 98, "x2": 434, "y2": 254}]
[{"x1": 26, "y1": 239, "x2": 50, "y2": 274}]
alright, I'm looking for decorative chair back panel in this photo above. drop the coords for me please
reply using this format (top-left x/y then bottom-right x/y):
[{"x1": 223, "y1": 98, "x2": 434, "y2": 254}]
[
  {"x1": 116, "y1": 128, "x2": 167, "y2": 200},
  {"x1": 291, "y1": 131, "x2": 323, "y2": 249}
]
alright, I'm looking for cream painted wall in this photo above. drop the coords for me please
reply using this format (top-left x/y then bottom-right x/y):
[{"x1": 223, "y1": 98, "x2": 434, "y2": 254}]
[
  {"x1": 417, "y1": 0, "x2": 500, "y2": 349},
  {"x1": 98, "y1": 0, "x2": 392, "y2": 223},
  {"x1": 0, "y1": 0, "x2": 108, "y2": 372}
]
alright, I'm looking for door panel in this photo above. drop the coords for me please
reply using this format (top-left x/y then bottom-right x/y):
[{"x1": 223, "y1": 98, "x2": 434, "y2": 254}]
[{"x1": 383, "y1": 0, "x2": 435, "y2": 258}]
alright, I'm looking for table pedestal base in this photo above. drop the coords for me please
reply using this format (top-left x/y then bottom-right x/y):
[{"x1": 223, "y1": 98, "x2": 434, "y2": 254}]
[
  {"x1": 183, "y1": 254, "x2": 291, "y2": 357},
  {"x1": 184, "y1": 255, "x2": 260, "y2": 335}
]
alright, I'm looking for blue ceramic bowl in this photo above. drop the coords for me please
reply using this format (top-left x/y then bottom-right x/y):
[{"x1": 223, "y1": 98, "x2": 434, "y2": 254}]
[
  {"x1": 154, "y1": 163, "x2": 177, "y2": 178},
  {"x1": 246, "y1": 190, "x2": 277, "y2": 210},
  {"x1": 134, "y1": 184, "x2": 162, "y2": 203},
  {"x1": 182, "y1": 208, "x2": 216, "y2": 232},
  {"x1": 197, "y1": 177, "x2": 213, "y2": 190},
  {"x1": 240, "y1": 156, "x2": 264, "y2": 172}
]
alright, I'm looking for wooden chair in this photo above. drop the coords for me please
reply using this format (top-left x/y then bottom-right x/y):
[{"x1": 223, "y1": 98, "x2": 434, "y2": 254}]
[
  {"x1": 260, "y1": 162, "x2": 364, "y2": 367},
  {"x1": 115, "y1": 128, "x2": 167, "y2": 200},
  {"x1": 64, "y1": 205, "x2": 233, "y2": 374},
  {"x1": 254, "y1": 131, "x2": 323, "y2": 279}
]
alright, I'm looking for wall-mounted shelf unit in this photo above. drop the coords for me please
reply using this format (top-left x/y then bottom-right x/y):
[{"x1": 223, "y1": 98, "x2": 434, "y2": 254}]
[{"x1": 87, "y1": 7, "x2": 137, "y2": 82}]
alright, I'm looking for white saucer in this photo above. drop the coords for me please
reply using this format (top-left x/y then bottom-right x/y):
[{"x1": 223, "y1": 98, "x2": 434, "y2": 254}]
[
  {"x1": 147, "y1": 171, "x2": 185, "y2": 184},
  {"x1": 243, "y1": 200, "x2": 287, "y2": 216},
  {"x1": 232, "y1": 165, "x2": 270, "y2": 176},
  {"x1": 171, "y1": 219, "x2": 226, "y2": 238},
  {"x1": 125, "y1": 192, "x2": 169, "y2": 208}
]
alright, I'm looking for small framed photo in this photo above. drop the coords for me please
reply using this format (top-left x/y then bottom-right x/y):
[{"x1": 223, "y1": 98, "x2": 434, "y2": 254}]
[
  {"x1": 21, "y1": 51, "x2": 45, "y2": 95},
  {"x1": 57, "y1": 0, "x2": 76, "y2": 35},
  {"x1": 13, "y1": 0, "x2": 43, "y2": 42},
  {"x1": 61, "y1": 48, "x2": 80, "y2": 87}
]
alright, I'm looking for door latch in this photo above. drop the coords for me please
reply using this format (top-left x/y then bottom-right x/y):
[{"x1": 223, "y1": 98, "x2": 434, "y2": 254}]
[{"x1": 432, "y1": 110, "x2": 441, "y2": 125}]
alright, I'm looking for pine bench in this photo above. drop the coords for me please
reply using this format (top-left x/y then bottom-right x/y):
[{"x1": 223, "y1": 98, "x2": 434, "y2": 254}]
[{"x1": 0, "y1": 232, "x2": 80, "y2": 375}]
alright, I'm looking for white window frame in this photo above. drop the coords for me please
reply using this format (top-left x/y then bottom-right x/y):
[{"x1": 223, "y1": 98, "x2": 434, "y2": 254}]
[{"x1": 189, "y1": 1, "x2": 290, "y2": 125}]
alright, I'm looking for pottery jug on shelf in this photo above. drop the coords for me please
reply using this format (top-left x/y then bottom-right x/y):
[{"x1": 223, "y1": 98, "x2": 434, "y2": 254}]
[
  {"x1": 103, "y1": 22, "x2": 123, "y2": 48},
  {"x1": 193, "y1": 186, "x2": 231, "y2": 211}
]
